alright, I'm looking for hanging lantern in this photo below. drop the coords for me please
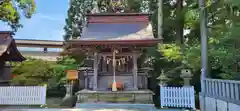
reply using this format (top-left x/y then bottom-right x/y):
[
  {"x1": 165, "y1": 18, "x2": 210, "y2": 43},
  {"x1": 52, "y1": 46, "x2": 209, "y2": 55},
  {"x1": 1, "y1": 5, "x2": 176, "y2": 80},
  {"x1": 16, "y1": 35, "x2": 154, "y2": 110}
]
[{"x1": 66, "y1": 70, "x2": 78, "y2": 80}]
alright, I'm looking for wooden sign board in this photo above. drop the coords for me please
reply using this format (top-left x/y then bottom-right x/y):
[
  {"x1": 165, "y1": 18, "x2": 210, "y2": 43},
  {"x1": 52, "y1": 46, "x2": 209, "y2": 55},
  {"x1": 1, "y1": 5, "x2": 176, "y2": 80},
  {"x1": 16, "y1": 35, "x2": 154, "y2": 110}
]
[{"x1": 66, "y1": 70, "x2": 78, "y2": 80}]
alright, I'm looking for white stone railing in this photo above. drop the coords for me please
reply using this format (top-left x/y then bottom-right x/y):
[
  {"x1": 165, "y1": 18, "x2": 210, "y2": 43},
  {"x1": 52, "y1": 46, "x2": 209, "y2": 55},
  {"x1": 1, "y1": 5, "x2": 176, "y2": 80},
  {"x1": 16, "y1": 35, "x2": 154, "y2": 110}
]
[{"x1": 0, "y1": 86, "x2": 47, "y2": 105}]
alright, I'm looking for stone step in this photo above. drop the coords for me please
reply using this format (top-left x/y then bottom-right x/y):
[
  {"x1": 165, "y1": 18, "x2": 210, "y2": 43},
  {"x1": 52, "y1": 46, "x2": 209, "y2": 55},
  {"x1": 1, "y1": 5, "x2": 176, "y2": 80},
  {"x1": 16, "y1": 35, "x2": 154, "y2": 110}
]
[{"x1": 75, "y1": 103, "x2": 193, "y2": 111}]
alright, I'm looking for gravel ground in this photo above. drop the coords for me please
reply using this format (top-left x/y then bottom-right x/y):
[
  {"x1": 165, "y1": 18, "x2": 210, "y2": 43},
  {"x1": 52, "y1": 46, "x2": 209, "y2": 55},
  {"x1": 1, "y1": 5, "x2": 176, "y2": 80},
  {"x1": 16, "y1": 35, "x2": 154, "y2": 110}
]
[
  {"x1": 1, "y1": 109, "x2": 188, "y2": 111},
  {"x1": 0, "y1": 99, "x2": 199, "y2": 111},
  {"x1": 1, "y1": 103, "x2": 195, "y2": 111}
]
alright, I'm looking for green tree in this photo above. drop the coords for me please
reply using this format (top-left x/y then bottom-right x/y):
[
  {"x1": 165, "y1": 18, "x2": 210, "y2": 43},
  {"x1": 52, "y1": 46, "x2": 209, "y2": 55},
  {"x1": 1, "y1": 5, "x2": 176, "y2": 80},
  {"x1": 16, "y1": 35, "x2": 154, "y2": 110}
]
[
  {"x1": 11, "y1": 57, "x2": 80, "y2": 86},
  {"x1": 158, "y1": 0, "x2": 240, "y2": 80},
  {"x1": 63, "y1": 0, "x2": 149, "y2": 40},
  {"x1": 11, "y1": 59, "x2": 54, "y2": 85},
  {"x1": 0, "y1": 0, "x2": 36, "y2": 31},
  {"x1": 63, "y1": 0, "x2": 94, "y2": 40}
]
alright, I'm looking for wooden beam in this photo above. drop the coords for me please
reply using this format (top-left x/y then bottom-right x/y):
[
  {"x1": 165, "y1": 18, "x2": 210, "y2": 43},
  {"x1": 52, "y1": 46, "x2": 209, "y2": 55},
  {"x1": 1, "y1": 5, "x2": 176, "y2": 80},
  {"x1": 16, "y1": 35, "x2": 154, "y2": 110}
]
[
  {"x1": 15, "y1": 39, "x2": 63, "y2": 48},
  {"x1": 99, "y1": 52, "x2": 141, "y2": 56}
]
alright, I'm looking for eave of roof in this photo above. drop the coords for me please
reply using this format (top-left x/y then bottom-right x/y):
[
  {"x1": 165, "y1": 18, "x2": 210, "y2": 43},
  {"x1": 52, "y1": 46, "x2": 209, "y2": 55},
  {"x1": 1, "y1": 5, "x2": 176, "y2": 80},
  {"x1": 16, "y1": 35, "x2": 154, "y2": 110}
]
[
  {"x1": 66, "y1": 38, "x2": 161, "y2": 46},
  {"x1": 4, "y1": 39, "x2": 26, "y2": 62},
  {"x1": 0, "y1": 32, "x2": 25, "y2": 61},
  {"x1": 0, "y1": 31, "x2": 13, "y2": 35}
]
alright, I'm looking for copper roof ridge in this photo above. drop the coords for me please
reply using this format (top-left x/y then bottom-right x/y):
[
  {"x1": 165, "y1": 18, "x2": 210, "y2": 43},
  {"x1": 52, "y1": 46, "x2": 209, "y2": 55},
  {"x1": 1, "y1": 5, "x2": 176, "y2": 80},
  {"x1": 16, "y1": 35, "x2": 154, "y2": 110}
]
[
  {"x1": 68, "y1": 38, "x2": 161, "y2": 42},
  {"x1": 86, "y1": 13, "x2": 152, "y2": 16}
]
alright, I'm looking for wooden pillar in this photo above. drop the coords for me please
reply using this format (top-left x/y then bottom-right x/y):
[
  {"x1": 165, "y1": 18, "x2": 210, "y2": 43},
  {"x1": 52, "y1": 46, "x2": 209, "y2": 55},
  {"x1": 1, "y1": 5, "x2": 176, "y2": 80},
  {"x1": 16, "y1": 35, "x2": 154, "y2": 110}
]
[
  {"x1": 84, "y1": 71, "x2": 88, "y2": 89},
  {"x1": 84, "y1": 77, "x2": 88, "y2": 89},
  {"x1": 102, "y1": 55, "x2": 107, "y2": 72},
  {"x1": 93, "y1": 52, "x2": 98, "y2": 90},
  {"x1": 109, "y1": 57, "x2": 113, "y2": 72},
  {"x1": 133, "y1": 51, "x2": 138, "y2": 90}
]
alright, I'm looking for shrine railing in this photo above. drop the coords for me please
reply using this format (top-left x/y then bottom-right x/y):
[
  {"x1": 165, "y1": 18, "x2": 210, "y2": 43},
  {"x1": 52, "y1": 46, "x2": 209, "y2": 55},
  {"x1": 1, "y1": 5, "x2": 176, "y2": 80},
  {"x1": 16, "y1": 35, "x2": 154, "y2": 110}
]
[
  {"x1": 202, "y1": 79, "x2": 240, "y2": 101},
  {"x1": 83, "y1": 72, "x2": 147, "y2": 76},
  {"x1": 160, "y1": 86, "x2": 195, "y2": 109},
  {"x1": 200, "y1": 78, "x2": 240, "y2": 111}
]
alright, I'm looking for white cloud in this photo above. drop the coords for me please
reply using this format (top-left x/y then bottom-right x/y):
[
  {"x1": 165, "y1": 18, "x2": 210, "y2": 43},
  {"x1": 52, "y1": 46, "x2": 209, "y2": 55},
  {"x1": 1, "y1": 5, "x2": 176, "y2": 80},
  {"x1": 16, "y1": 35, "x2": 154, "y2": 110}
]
[
  {"x1": 36, "y1": 13, "x2": 64, "y2": 21},
  {"x1": 46, "y1": 29, "x2": 64, "y2": 40}
]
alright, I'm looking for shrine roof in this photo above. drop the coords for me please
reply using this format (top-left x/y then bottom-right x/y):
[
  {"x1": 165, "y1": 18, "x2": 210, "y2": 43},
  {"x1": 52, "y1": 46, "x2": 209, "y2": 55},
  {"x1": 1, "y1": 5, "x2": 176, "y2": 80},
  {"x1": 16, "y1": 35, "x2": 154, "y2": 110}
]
[
  {"x1": 65, "y1": 13, "x2": 161, "y2": 51},
  {"x1": 80, "y1": 22, "x2": 154, "y2": 41},
  {"x1": 0, "y1": 31, "x2": 25, "y2": 61},
  {"x1": 69, "y1": 13, "x2": 160, "y2": 43}
]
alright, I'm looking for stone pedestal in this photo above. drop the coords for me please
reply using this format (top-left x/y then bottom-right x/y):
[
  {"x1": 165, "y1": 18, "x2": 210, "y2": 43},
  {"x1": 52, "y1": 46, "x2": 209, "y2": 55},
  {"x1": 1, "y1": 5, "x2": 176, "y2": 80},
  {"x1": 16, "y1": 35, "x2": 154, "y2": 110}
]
[
  {"x1": 180, "y1": 69, "x2": 193, "y2": 86},
  {"x1": 61, "y1": 84, "x2": 77, "y2": 108},
  {"x1": 183, "y1": 78, "x2": 191, "y2": 86},
  {"x1": 76, "y1": 90, "x2": 154, "y2": 104},
  {"x1": 62, "y1": 84, "x2": 73, "y2": 101}
]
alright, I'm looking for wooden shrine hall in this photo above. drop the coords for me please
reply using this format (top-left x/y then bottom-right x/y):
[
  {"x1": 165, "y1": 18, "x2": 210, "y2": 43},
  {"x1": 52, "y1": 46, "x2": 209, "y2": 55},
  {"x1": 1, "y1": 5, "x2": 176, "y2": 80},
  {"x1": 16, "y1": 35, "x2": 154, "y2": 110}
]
[
  {"x1": 0, "y1": 31, "x2": 25, "y2": 86},
  {"x1": 64, "y1": 13, "x2": 160, "y2": 92}
]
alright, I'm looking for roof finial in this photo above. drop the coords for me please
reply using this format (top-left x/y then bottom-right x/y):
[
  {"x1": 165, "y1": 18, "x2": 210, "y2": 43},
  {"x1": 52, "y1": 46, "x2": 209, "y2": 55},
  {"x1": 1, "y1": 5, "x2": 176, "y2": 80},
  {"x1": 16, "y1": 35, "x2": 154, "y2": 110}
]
[{"x1": 91, "y1": 0, "x2": 99, "y2": 13}]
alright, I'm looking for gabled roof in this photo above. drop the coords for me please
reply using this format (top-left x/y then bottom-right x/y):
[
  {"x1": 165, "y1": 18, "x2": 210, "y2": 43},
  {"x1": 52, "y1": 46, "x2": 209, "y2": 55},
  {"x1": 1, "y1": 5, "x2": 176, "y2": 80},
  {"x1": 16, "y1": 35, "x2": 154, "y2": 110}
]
[
  {"x1": 80, "y1": 13, "x2": 155, "y2": 41},
  {"x1": 64, "y1": 13, "x2": 161, "y2": 55},
  {"x1": 0, "y1": 31, "x2": 25, "y2": 61},
  {"x1": 80, "y1": 23, "x2": 154, "y2": 40}
]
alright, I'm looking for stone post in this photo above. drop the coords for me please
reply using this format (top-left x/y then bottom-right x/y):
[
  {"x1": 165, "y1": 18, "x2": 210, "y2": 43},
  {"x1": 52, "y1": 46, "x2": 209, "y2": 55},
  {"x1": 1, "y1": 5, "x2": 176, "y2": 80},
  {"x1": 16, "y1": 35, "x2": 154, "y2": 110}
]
[
  {"x1": 64, "y1": 84, "x2": 73, "y2": 98},
  {"x1": 61, "y1": 82, "x2": 77, "y2": 108},
  {"x1": 61, "y1": 83, "x2": 73, "y2": 105},
  {"x1": 180, "y1": 69, "x2": 193, "y2": 86}
]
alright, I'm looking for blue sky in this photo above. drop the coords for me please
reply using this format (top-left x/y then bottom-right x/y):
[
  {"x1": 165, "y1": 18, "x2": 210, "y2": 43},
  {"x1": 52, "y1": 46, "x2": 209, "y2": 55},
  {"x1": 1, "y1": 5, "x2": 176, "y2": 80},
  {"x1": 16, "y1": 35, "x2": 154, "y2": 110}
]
[{"x1": 0, "y1": 0, "x2": 69, "y2": 41}]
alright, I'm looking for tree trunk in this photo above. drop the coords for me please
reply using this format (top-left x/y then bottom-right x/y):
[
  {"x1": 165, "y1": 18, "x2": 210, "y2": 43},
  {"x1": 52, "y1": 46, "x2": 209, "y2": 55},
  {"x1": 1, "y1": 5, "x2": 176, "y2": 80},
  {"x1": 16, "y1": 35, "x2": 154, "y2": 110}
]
[{"x1": 176, "y1": 0, "x2": 184, "y2": 44}]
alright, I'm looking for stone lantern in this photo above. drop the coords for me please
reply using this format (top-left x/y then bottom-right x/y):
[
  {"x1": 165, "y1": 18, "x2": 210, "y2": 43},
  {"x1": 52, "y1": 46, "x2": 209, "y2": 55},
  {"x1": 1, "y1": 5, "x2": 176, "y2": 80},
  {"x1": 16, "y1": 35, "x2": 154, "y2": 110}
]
[
  {"x1": 61, "y1": 84, "x2": 77, "y2": 108},
  {"x1": 141, "y1": 67, "x2": 153, "y2": 76},
  {"x1": 78, "y1": 66, "x2": 92, "y2": 89},
  {"x1": 141, "y1": 67, "x2": 153, "y2": 89},
  {"x1": 157, "y1": 70, "x2": 169, "y2": 86},
  {"x1": 61, "y1": 69, "x2": 78, "y2": 107},
  {"x1": 180, "y1": 69, "x2": 193, "y2": 86}
]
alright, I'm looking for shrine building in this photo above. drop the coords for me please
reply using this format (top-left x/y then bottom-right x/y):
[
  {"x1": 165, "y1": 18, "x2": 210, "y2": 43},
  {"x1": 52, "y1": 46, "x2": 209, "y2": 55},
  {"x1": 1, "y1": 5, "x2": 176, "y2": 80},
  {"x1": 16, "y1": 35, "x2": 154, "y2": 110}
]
[{"x1": 64, "y1": 13, "x2": 161, "y2": 91}]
